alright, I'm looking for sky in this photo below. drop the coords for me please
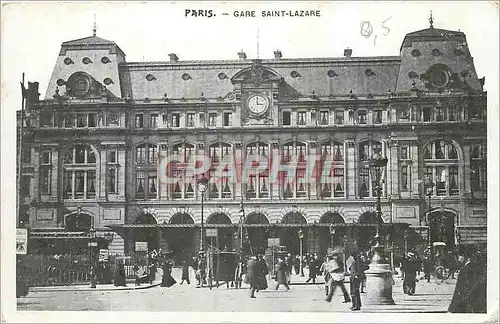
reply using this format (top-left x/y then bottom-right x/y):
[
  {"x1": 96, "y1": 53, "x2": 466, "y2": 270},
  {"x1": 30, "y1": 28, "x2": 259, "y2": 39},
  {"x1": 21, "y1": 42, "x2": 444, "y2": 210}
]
[{"x1": 1, "y1": 1, "x2": 499, "y2": 322}]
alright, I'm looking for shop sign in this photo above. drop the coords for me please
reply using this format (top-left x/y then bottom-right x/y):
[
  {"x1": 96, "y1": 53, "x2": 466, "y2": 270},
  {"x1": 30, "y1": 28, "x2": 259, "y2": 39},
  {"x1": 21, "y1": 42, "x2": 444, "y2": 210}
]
[
  {"x1": 206, "y1": 229, "x2": 218, "y2": 237},
  {"x1": 135, "y1": 241, "x2": 148, "y2": 251},
  {"x1": 16, "y1": 228, "x2": 28, "y2": 254},
  {"x1": 98, "y1": 249, "x2": 109, "y2": 262},
  {"x1": 268, "y1": 238, "x2": 280, "y2": 247}
]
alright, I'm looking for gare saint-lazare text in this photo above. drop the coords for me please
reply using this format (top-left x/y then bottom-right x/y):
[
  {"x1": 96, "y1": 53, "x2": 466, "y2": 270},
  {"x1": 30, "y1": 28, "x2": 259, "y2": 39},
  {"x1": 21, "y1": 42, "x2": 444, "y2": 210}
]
[{"x1": 184, "y1": 9, "x2": 321, "y2": 18}]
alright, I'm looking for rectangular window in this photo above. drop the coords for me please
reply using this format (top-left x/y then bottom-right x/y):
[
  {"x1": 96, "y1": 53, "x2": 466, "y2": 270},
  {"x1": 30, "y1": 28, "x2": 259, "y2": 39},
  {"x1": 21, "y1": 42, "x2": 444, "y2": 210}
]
[
  {"x1": 21, "y1": 175, "x2": 30, "y2": 197},
  {"x1": 109, "y1": 151, "x2": 117, "y2": 163},
  {"x1": 184, "y1": 178, "x2": 195, "y2": 199},
  {"x1": 40, "y1": 112, "x2": 54, "y2": 127},
  {"x1": 22, "y1": 145, "x2": 31, "y2": 163},
  {"x1": 75, "y1": 171, "x2": 85, "y2": 198},
  {"x1": 319, "y1": 111, "x2": 329, "y2": 125},
  {"x1": 162, "y1": 114, "x2": 168, "y2": 125},
  {"x1": 88, "y1": 113, "x2": 97, "y2": 127},
  {"x1": 186, "y1": 113, "x2": 195, "y2": 127},
  {"x1": 171, "y1": 170, "x2": 183, "y2": 199},
  {"x1": 63, "y1": 171, "x2": 72, "y2": 199},
  {"x1": 436, "y1": 167, "x2": 446, "y2": 196},
  {"x1": 297, "y1": 112, "x2": 306, "y2": 125},
  {"x1": 40, "y1": 168, "x2": 51, "y2": 194},
  {"x1": 436, "y1": 107, "x2": 444, "y2": 121},
  {"x1": 259, "y1": 176, "x2": 269, "y2": 198},
  {"x1": 357, "y1": 110, "x2": 367, "y2": 124},
  {"x1": 148, "y1": 171, "x2": 157, "y2": 199},
  {"x1": 296, "y1": 169, "x2": 307, "y2": 198},
  {"x1": 108, "y1": 168, "x2": 117, "y2": 193},
  {"x1": 87, "y1": 170, "x2": 96, "y2": 198},
  {"x1": 400, "y1": 146, "x2": 409, "y2": 160},
  {"x1": 136, "y1": 171, "x2": 146, "y2": 198},
  {"x1": 247, "y1": 175, "x2": 257, "y2": 198},
  {"x1": 41, "y1": 151, "x2": 51, "y2": 164},
  {"x1": 223, "y1": 112, "x2": 232, "y2": 127},
  {"x1": 399, "y1": 107, "x2": 410, "y2": 121},
  {"x1": 172, "y1": 113, "x2": 180, "y2": 127},
  {"x1": 283, "y1": 111, "x2": 291, "y2": 126},
  {"x1": 359, "y1": 168, "x2": 370, "y2": 197},
  {"x1": 423, "y1": 107, "x2": 431, "y2": 122},
  {"x1": 77, "y1": 114, "x2": 87, "y2": 127},
  {"x1": 449, "y1": 166, "x2": 459, "y2": 196},
  {"x1": 448, "y1": 107, "x2": 458, "y2": 121},
  {"x1": 335, "y1": 110, "x2": 344, "y2": 125},
  {"x1": 373, "y1": 110, "x2": 383, "y2": 124},
  {"x1": 135, "y1": 114, "x2": 144, "y2": 128},
  {"x1": 208, "y1": 113, "x2": 217, "y2": 127},
  {"x1": 333, "y1": 168, "x2": 344, "y2": 197},
  {"x1": 64, "y1": 114, "x2": 75, "y2": 128},
  {"x1": 400, "y1": 165, "x2": 409, "y2": 191},
  {"x1": 221, "y1": 171, "x2": 232, "y2": 198},
  {"x1": 150, "y1": 114, "x2": 158, "y2": 128},
  {"x1": 148, "y1": 146, "x2": 157, "y2": 164},
  {"x1": 136, "y1": 146, "x2": 146, "y2": 164},
  {"x1": 333, "y1": 143, "x2": 344, "y2": 161}
]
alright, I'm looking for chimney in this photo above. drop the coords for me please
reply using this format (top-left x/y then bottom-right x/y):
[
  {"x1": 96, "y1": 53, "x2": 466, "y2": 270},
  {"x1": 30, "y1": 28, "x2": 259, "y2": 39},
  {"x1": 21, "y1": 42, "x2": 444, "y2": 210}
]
[
  {"x1": 344, "y1": 48, "x2": 352, "y2": 57},
  {"x1": 168, "y1": 53, "x2": 179, "y2": 62},
  {"x1": 274, "y1": 50, "x2": 282, "y2": 59},
  {"x1": 238, "y1": 50, "x2": 247, "y2": 60}
]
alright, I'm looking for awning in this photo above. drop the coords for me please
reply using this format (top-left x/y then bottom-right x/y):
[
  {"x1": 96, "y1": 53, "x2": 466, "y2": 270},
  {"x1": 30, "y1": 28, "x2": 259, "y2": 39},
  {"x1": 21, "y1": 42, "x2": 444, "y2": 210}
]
[
  {"x1": 30, "y1": 231, "x2": 92, "y2": 239},
  {"x1": 108, "y1": 222, "x2": 410, "y2": 229}
]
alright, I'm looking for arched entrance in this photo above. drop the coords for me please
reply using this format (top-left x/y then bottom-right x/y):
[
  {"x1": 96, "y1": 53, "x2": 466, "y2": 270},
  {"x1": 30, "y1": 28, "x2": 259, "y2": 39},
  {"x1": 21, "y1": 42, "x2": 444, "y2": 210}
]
[
  {"x1": 134, "y1": 213, "x2": 158, "y2": 251},
  {"x1": 65, "y1": 212, "x2": 93, "y2": 232},
  {"x1": 358, "y1": 212, "x2": 383, "y2": 251},
  {"x1": 280, "y1": 212, "x2": 307, "y2": 255},
  {"x1": 319, "y1": 212, "x2": 346, "y2": 255},
  {"x1": 245, "y1": 213, "x2": 270, "y2": 255},
  {"x1": 429, "y1": 210, "x2": 456, "y2": 253},
  {"x1": 207, "y1": 213, "x2": 233, "y2": 251},
  {"x1": 169, "y1": 213, "x2": 195, "y2": 263}
]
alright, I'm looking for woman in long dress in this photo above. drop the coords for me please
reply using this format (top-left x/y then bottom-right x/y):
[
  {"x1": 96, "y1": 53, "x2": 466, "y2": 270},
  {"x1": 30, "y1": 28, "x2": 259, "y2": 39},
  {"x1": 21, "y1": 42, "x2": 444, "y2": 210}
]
[
  {"x1": 275, "y1": 257, "x2": 290, "y2": 291},
  {"x1": 161, "y1": 261, "x2": 177, "y2": 287}
]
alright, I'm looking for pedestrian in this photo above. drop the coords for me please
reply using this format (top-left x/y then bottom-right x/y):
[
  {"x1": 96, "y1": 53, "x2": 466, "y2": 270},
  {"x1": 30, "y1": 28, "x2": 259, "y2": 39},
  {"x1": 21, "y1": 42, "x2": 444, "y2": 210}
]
[
  {"x1": 245, "y1": 255, "x2": 259, "y2": 298},
  {"x1": 234, "y1": 259, "x2": 245, "y2": 289},
  {"x1": 306, "y1": 255, "x2": 318, "y2": 283},
  {"x1": 401, "y1": 252, "x2": 419, "y2": 295},
  {"x1": 285, "y1": 253, "x2": 293, "y2": 284},
  {"x1": 256, "y1": 254, "x2": 269, "y2": 291},
  {"x1": 149, "y1": 261, "x2": 157, "y2": 285},
  {"x1": 161, "y1": 261, "x2": 177, "y2": 287},
  {"x1": 359, "y1": 254, "x2": 369, "y2": 293},
  {"x1": 320, "y1": 257, "x2": 330, "y2": 296},
  {"x1": 196, "y1": 254, "x2": 207, "y2": 287},
  {"x1": 293, "y1": 255, "x2": 300, "y2": 275},
  {"x1": 448, "y1": 245, "x2": 487, "y2": 313},
  {"x1": 325, "y1": 249, "x2": 351, "y2": 304},
  {"x1": 113, "y1": 261, "x2": 126, "y2": 287},
  {"x1": 423, "y1": 254, "x2": 432, "y2": 283},
  {"x1": 180, "y1": 261, "x2": 190, "y2": 285},
  {"x1": 347, "y1": 251, "x2": 362, "y2": 311},
  {"x1": 133, "y1": 264, "x2": 142, "y2": 286},
  {"x1": 275, "y1": 257, "x2": 291, "y2": 291}
]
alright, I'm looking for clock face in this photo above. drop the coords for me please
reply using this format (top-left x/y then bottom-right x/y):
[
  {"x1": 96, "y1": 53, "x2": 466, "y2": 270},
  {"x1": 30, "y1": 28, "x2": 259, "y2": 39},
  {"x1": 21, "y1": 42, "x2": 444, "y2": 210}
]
[{"x1": 247, "y1": 95, "x2": 269, "y2": 115}]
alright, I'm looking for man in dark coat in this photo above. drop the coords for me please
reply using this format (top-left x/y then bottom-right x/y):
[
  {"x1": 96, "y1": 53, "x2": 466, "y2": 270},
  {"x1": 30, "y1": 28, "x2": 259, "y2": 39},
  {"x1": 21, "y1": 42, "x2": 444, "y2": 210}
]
[
  {"x1": 275, "y1": 257, "x2": 290, "y2": 291},
  {"x1": 256, "y1": 254, "x2": 269, "y2": 291},
  {"x1": 401, "y1": 252, "x2": 419, "y2": 295},
  {"x1": 245, "y1": 256, "x2": 259, "y2": 298},
  {"x1": 448, "y1": 246, "x2": 487, "y2": 313},
  {"x1": 306, "y1": 255, "x2": 318, "y2": 283},
  {"x1": 113, "y1": 261, "x2": 126, "y2": 287},
  {"x1": 325, "y1": 249, "x2": 351, "y2": 304},
  {"x1": 347, "y1": 252, "x2": 362, "y2": 311},
  {"x1": 180, "y1": 261, "x2": 190, "y2": 285}
]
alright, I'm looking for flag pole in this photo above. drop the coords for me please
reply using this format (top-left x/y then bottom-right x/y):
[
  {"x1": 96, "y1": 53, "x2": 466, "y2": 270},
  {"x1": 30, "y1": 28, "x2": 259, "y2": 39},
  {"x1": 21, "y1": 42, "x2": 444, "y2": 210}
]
[{"x1": 17, "y1": 73, "x2": 26, "y2": 227}]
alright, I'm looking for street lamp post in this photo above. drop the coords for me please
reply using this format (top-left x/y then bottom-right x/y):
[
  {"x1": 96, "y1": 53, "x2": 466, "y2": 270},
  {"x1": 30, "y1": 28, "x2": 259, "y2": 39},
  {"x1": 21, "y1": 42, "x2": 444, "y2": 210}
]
[
  {"x1": 329, "y1": 225, "x2": 335, "y2": 250},
  {"x1": 197, "y1": 178, "x2": 209, "y2": 254},
  {"x1": 424, "y1": 177, "x2": 435, "y2": 258},
  {"x1": 364, "y1": 152, "x2": 395, "y2": 305},
  {"x1": 239, "y1": 202, "x2": 245, "y2": 256},
  {"x1": 298, "y1": 229, "x2": 304, "y2": 277}
]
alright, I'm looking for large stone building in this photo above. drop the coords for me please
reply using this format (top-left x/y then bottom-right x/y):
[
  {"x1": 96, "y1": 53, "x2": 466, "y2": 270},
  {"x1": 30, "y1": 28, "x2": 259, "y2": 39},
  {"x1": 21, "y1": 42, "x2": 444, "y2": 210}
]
[{"x1": 17, "y1": 19, "x2": 487, "y2": 263}]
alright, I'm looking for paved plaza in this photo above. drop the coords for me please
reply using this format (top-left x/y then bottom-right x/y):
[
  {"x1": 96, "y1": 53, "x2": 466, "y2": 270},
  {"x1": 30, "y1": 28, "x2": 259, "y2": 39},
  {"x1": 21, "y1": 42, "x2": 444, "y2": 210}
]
[{"x1": 17, "y1": 268, "x2": 455, "y2": 313}]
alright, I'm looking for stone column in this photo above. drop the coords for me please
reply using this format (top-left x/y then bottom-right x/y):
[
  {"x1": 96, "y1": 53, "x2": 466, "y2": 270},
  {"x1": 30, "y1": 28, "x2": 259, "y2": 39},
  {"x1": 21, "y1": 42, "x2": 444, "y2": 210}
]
[
  {"x1": 159, "y1": 143, "x2": 169, "y2": 200},
  {"x1": 411, "y1": 141, "x2": 420, "y2": 197},
  {"x1": 118, "y1": 148, "x2": 126, "y2": 200},
  {"x1": 99, "y1": 147, "x2": 107, "y2": 199},
  {"x1": 50, "y1": 149, "x2": 59, "y2": 201},
  {"x1": 389, "y1": 141, "x2": 399, "y2": 198},
  {"x1": 346, "y1": 140, "x2": 357, "y2": 199},
  {"x1": 308, "y1": 141, "x2": 318, "y2": 199}
]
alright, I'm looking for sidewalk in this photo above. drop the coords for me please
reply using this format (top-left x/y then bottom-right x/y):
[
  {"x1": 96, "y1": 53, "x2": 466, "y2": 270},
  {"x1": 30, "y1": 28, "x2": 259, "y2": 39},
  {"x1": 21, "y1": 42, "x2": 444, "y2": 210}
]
[{"x1": 29, "y1": 269, "x2": 163, "y2": 292}]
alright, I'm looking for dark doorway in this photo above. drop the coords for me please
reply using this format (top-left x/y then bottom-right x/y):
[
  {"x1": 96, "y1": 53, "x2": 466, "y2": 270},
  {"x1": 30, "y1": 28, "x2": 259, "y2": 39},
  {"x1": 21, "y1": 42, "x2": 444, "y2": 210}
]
[
  {"x1": 134, "y1": 213, "x2": 158, "y2": 251},
  {"x1": 358, "y1": 212, "x2": 383, "y2": 251},
  {"x1": 429, "y1": 211, "x2": 456, "y2": 252},
  {"x1": 280, "y1": 212, "x2": 307, "y2": 255},
  {"x1": 207, "y1": 213, "x2": 233, "y2": 251},
  {"x1": 319, "y1": 212, "x2": 346, "y2": 255},
  {"x1": 245, "y1": 213, "x2": 270, "y2": 255},
  {"x1": 169, "y1": 213, "x2": 195, "y2": 263},
  {"x1": 65, "y1": 213, "x2": 92, "y2": 232}
]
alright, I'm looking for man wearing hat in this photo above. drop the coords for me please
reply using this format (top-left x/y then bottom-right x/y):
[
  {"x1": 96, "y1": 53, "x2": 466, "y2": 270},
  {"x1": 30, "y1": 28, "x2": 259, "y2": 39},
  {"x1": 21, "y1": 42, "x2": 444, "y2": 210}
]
[
  {"x1": 325, "y1": 248, "x2": 351, "y2": 304},
  {"x1": 448, "y1": 245, "x2": 486, "y2": 313},
  {"x1": 401, "y1": 252, "x2": 420, "y2": 295}
]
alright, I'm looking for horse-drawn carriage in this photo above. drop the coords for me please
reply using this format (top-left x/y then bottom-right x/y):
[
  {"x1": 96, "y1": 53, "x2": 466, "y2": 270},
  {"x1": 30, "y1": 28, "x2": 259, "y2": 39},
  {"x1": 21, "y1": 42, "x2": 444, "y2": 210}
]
[
  {"x1": 431, "y1": 242, "x2": 459, "y2": 284},
  {"x1": 197, "y1": 249, "x2": 238, "y2": 289}
]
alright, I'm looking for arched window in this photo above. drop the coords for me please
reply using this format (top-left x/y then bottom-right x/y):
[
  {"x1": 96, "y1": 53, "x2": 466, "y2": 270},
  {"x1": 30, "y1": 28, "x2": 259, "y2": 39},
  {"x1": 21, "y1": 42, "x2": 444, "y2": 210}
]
[
  {"x1": 245, "y1": 142, "x2": 270, "y2": 199},
  {"x1": 423, "y1": 140, "x2": 460, "y2": 196},
  {"x1": 63, "y1": 145, "x2": 97, "y2": 199},
  {"x1": 358, "y1": 141, "x2": 384, "y2": 198},
  {"x1": 319, "y1": 141, "x2": 345, "y2": 198},
  {"x1": 470, "y1": 143, "x2": 487, "y2": 192},
  {"x1": 171, "y1": 143, "x2": 196, "y2": 200},
  {"x1": 282, "y1": 141, "x2": 308, "y2": 198},
  {"x1": 282, "y1": 212, "x2": 307, "y2": 224},
  {"x1": 135, "y1": 143, "x2": 158, "y2": 200},
  {"x1": 208, "y1": 143, "x2": 233, "y2": 199}
]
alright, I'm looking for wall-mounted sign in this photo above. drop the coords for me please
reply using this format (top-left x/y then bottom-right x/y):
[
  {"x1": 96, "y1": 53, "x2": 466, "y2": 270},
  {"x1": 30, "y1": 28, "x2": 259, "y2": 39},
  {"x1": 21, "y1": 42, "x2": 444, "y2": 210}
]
[
  {"x1": 16, "y1": 228, "x2": 28, "y2": 254},
  {"x1": 268, "y1": 238, "x2": 280, "y2": 247},
  {"x1": 206, "y1": 229, "x2": 218, "y2": 237},
  {"x1": 98, "y1": 249, "x2": 109, "y2": 262},
  {"x1": 135, "y1": 241, "x2": 148, "y2": 251}
]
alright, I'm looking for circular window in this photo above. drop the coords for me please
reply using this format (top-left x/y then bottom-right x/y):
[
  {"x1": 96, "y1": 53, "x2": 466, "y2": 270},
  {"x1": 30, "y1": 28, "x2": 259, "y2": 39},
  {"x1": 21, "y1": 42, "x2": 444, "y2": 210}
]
[
  {"x1": 411, "y1": 49, "x2": 421, "y2": 57},
  {"x1": 82, "y1": 57, "x2": 93, "y2": 64},
  {"x1": 327, "y1": 70, "x2": 338, "y2": 78},
  {"x1": 103, "y1": 78, "x2": 113, "y2": 85},
  {"x1": 454, "y1": 48, "x2": 464, "y2": 56},
  {"x1": 290, "y1": 71, "x2": 300, "y2": 78},
  {"x1": 101, "y1": 56, "x2": 111, "y2": 64},
  {"x1": 431, "y1": 48, "x2": 441, "y2": 57},
  {"x1": 429, "y1": 69, "x2": 449, "y2": 88},
  {"x1": 218, "y1": 72, "x2": 227, "y2": 80},
  {"x1": 145, "y1": 74, "x2": 155, "y2": 82},
  {"x1": 70, "y1": 75, "x2": 91, "y2": 97},
  {"x1": 64, "y1": 57, "x2": 74, "y2": 65},
  {"x1": 181, "y1": 73, "x2": 191, "y2": 81},
  {"x1": 56, "y1": 79, "x2": 66, "y2": 86}
]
